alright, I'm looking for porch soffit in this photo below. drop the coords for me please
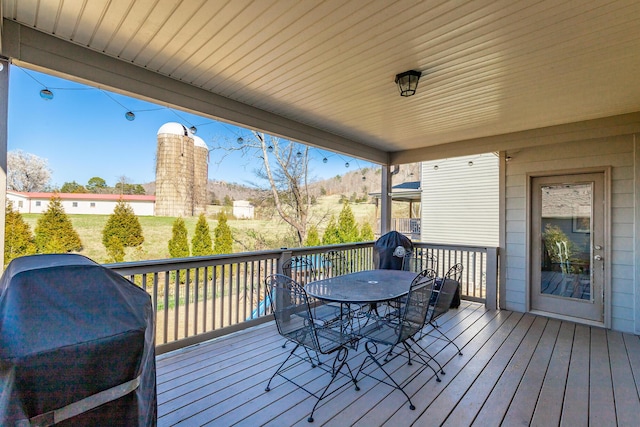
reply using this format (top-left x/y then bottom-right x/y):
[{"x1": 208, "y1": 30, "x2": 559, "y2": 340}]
[{"x1": 2, "y1": 1, "x2": 640, "y2": 165}]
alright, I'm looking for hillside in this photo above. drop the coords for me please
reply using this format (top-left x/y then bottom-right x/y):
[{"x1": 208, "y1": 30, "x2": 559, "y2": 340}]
[{"x1": 144, "y1": 163, "x2": 420, "y2": 204}]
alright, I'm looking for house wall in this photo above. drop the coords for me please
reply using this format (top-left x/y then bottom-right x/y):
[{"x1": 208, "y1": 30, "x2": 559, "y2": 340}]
[
  {"x1": 504, "y1": 134, "x2": 636, "y2": 333},
  {"x1": 421, "y1": 153, "x2": 499, "y2": 246},
  {"x1": 6, "y1": 193, "x2": 28, "y2": 212}
]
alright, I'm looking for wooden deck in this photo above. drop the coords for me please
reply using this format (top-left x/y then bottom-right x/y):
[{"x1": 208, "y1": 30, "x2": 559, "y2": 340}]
[{"x1": 156, "y1": 301, "x2": 640, "y2": 426}]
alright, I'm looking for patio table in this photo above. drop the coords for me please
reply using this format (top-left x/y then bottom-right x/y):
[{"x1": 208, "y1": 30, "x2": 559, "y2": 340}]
[
  {"x1": 305, "y1": 269, "x2": 417, "y2": 304},
  {"x1": 305, "y1": 269, "x2": 417, "y2": 333}
]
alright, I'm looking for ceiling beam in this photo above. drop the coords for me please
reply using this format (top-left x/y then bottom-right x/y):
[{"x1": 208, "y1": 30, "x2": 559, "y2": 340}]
[{"x1": 1, "y1": 19, "x2": 389, "y2": 165}]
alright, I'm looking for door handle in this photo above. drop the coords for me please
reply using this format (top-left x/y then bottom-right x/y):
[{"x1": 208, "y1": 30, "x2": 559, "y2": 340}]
[{"x1": 594, "y1": 255, "x2": 603, "y2": 261}]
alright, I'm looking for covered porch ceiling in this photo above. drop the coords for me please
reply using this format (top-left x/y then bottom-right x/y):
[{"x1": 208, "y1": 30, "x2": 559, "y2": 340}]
[{"x1": 2, "y1": 0, "x2": 640, "y2": 165}]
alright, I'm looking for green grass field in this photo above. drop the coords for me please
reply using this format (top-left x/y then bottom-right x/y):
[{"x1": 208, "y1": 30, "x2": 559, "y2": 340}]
[{"x1": 20, "y1": 195, "x2": 383, "y2": 263}]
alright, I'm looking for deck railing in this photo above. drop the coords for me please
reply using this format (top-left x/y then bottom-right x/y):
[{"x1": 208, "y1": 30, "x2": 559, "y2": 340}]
[
  {"x1": 107, "y1": 241, "x2": 497, "y2": 354},
  {"x1": 376, "y1": 218, "x2": 421, "y2": 240}
]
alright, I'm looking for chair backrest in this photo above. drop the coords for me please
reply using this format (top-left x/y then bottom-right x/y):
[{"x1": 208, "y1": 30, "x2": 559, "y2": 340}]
[
  {"x1": 430, "y1": 263, "x2": 464, "y2": 321},
  {"x1": 321, "y1": 250, "x2": 350, "y2": 277},
  {"x1": 445, "y1": 263, "x2": 463, "y2": 283},
  {"x1": 282, "y1": 256, "x2": 317, "y2": 284},
  {"x1": 265, "y1": 274, "x2": 320, "y2": 351},
  {"x1": 406, "y1": 252, "x2": 437, "y2": 273},
  {"x1": 396, "y1": 269, "x2": 437, "y2": 343},
  {"x1": 400, "y1": 251, "x2": 413, "y2": 271},
  {"x1": 425, "y1": 254, "x2": 438, "y2": 272}
]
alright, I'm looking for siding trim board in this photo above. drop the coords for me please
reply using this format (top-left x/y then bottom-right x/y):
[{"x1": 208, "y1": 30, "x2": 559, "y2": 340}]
[{"x1": 635, "y1": 135, "x2": 640, "y2": 334}]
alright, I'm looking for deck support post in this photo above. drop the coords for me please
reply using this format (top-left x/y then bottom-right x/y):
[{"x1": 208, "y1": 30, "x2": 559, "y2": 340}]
[
  {"x1": 485, "y1": 247, "x2": 498, "y2": 310},
  {"x1": 380, "y1": 164, "x2": 392, "y2": 235}
]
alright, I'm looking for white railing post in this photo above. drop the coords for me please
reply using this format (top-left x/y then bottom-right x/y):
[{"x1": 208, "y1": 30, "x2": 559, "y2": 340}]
[{"x1": 485, "y1": 247, "x2": 499, "y2": 310}]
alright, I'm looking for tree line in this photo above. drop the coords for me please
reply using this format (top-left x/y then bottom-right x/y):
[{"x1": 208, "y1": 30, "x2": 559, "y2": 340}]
[
  {"x1": 304, "y1": 202, "x2": 374, "y2": 246},
  {"x1": 166, "y1": 212, "x2": 233, "y2": 259},
  {"x1": 7, "y1": 150, "x2": 146, "y2": 195},
  {"x1": 61, "y1": 177, "x2": 146, "y2": 195}
]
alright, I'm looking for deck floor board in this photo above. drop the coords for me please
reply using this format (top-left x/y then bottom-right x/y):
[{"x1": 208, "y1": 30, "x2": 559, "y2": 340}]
[
  {"x1": 501, "y1": 318, "x2": 561, "y2": 426},
  {"x1": 156, "y1": 302, "x2": 640, "y2": 426}
]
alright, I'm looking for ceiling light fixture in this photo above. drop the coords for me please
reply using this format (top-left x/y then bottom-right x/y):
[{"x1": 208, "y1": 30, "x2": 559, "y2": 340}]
[{"x1": 394, "y1": 70, "x2": 422, "y2": 97}]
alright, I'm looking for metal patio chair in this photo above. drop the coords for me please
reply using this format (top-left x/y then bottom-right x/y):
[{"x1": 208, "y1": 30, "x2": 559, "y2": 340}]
[
  {"x1": 264, "y1": 274, "x2": 360, "y2": 423},
  {"x1": 320, "y1": 250, "x2": 369, "y2": 324},
  {"x1": 403, "y1": 251, "x2": 437, "y2": 273},
  {"x1": 285, "y1": 254, "x2": 346, "y2": 325},
  {"x1": 356, "y1": 270, "x2": 442, "y2": 411},
  {"x1": 282, "y1": 255, "x2": 317, "y2": 285},
  {"x1": 320, "y1": 250, "x2": 351, "y2": 278},
  {"x1": 420, "y1": 263, "x2": 464, "y2": 355},
  {"x1": 280, "y1": 256, "x2": 343, "y2": 350}
]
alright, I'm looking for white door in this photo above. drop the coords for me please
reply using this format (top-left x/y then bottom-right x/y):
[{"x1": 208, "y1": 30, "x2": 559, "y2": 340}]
[{"x1": 530, "y1": 173, "x2": 605, "y2": 323}]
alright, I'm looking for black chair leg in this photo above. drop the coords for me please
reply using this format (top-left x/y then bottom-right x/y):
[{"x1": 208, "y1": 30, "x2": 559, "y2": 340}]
[
  {"x1": 407, "y1": 340, "x2": 445, "y2": 377},
  {"x1": 308, "y1": 347, "x2": 358, "y2": 422},
  {"x1": 265, "y1": 343, "x2": 299, "y2": 392},
  {"x1": 357, "y1": 341, "x2": 417, "y2": 410},
  {"x1": 429, "y1": 321, "x2": 463, "y2": 355}
]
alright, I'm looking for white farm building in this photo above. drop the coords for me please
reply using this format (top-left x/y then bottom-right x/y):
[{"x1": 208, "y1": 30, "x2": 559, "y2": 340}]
[
  {"x1": 232, "y1": 200, "x2": 254, "y2": 219},
  {"x1": 7, "y1": 191, "x2": 156, "y2": 216}
]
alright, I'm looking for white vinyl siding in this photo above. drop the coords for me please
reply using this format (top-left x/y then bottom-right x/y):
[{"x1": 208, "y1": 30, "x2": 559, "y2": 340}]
[
  {"x1": 421, "y1": 153, "x2": 499, "y2": 246},
  {"x1": 504, "y1": 135, "x2": 635, "y2": 332}
]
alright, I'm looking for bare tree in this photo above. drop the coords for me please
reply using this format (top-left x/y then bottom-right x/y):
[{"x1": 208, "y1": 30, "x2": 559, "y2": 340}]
[
  {"x1": 7, "y1": 150, "x2": 52, "y2": 192},
  {"x1": 216, "y1": 131, "x2": 312, "y2": 245}
]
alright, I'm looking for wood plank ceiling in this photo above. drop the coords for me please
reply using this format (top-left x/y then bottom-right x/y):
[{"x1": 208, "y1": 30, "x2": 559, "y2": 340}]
[{"x1": 2, "y1": 0, "x2": 640, "y2": 162}]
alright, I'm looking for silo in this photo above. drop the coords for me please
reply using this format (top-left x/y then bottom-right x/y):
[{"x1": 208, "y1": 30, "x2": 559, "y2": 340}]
[
  {"x1": 192, "y1": 135, "x2": 209, "y2": 215},
  {"x1": 155, "y1": 122, "x2": 195, "y2": 217}
]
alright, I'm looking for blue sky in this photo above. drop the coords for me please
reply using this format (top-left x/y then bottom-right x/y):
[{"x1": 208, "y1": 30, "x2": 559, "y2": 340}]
[{"x1": 8, "y1": 65, "x2": 375, "y2": 189}]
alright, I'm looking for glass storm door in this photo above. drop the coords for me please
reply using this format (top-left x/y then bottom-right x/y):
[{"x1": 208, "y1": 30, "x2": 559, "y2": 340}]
[{"x1": 530, "y1": 173, "x2": 604, "y2": 323}]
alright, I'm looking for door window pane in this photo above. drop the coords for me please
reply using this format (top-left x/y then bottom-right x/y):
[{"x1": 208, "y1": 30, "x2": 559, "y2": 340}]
[{"x1": 539, "y1": 183, "x2": 592, "y2": 300}]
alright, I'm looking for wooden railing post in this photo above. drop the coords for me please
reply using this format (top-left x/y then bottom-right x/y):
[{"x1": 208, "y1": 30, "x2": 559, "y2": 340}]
[
  {"x1": 278, "y1": 249, "x2": 292, "y2": 276},
  {"x1": 485, "y1": 247, "x2": 499, "y2": 310}
]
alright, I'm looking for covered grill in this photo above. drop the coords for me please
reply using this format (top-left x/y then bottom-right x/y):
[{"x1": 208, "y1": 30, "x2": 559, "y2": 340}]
[
  {"x1": 373, "y1": 231, "x2": 414, "y2": 270},
  {"x1": 0, "y1": 254, "x2": 156, "y2": 426}
]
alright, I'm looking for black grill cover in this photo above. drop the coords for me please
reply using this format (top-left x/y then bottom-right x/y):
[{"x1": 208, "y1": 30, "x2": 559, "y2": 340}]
[
  {"x1": 0, "y1": 254, "x2": 156, "y2": 426},
  {"x1": 373, "y1": 231, "x2": 413, "y2": 270}
]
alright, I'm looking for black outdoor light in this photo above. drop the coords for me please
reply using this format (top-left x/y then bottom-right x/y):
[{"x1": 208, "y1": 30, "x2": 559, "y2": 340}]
[{"x1": 394, "y1": 70, "x2": 422, "y2": 97}]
